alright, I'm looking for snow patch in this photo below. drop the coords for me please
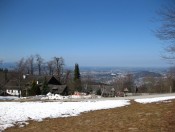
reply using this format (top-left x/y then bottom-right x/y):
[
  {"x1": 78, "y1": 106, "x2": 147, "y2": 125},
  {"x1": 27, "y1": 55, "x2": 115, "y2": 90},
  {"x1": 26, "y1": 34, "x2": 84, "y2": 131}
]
[
  {"x1": 0, "y1": 100, "x2": 130, "y2": 131},
  {"x1": 135, "y1": 96, "x2": 175, "y2": 104},
  {"x1": 0, "y1": 96, "x2": 19, "y2": 101}
]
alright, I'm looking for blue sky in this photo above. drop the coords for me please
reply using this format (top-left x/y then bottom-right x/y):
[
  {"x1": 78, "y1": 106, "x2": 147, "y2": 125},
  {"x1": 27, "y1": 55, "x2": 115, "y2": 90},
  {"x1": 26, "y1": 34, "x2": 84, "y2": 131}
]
[{"x1": 0, "y1": 0, "x2": 172, "y2": 67}]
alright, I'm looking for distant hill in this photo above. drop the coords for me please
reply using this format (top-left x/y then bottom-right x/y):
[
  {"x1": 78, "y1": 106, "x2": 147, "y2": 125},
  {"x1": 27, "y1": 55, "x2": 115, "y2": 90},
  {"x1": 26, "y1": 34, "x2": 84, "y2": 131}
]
[
  {"x1": 0, "y1": 62, "x2": 16, "y2": 70},
  {"x1": 134, "y1": 71, "x2": 162, "y2": 79}
]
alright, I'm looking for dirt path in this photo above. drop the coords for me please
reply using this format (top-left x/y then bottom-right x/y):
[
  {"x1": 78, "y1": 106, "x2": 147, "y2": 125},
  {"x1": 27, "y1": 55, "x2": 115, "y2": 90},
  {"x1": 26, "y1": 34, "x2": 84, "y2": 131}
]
[{"x1": 5, "y1": 99, "x2": 175, "y2": 132}]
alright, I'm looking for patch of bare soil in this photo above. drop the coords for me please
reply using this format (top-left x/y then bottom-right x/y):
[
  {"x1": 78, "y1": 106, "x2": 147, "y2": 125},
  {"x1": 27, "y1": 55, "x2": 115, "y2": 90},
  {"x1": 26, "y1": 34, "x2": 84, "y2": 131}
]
[{"x1": 5, "y1": 100, "x2": 175, "y2": 132}]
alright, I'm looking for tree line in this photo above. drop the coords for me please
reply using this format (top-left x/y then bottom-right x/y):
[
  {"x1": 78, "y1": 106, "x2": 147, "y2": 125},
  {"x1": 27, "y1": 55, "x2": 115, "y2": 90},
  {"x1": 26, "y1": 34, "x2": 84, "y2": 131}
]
[
  {"x1": 0, "y1": 55, "x2": 82, "y2": 96},
  {"x1": 15, "y1": 54, "x2": 64, "y2": 78}
]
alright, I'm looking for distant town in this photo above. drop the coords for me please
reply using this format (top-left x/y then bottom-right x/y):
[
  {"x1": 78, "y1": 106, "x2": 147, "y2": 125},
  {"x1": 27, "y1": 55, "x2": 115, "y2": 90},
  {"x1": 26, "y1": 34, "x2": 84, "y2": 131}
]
[{"x1": 0, "y1": 58, "x2": 173, "y2": 98}]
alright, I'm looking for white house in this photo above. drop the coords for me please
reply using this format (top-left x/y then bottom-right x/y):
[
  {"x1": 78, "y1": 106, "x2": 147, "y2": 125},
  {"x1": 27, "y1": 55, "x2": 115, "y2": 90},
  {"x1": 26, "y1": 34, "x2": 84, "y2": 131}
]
[
  {"x1": 6, "y1": 89, "x2": 21, "y2": 96},
  {"x1": 4, "y1": 80, "x2": 22, "y2": 96}
]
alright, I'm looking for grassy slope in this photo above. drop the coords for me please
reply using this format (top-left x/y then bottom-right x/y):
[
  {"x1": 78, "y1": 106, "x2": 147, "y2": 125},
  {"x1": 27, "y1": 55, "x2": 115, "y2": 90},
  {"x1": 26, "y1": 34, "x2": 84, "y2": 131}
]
[{"x1": 5, "y1": 100, "x2": 175, "y2": 132}]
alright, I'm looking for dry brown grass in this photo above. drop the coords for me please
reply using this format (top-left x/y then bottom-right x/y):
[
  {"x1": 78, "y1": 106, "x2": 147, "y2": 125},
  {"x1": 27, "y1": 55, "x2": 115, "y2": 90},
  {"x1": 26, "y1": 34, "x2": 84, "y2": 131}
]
[{"x1": 5, "y1": 100, "x2": 175, "y2": 132}]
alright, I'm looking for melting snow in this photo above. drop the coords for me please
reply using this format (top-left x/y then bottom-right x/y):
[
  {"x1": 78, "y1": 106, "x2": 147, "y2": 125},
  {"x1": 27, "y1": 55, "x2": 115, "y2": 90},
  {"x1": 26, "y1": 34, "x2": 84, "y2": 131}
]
[
  {"x1": 135, "y1": 96, "x2": 175, "y2": 104},
  {"x1": 0, "y1": 96, "x2": 19, "y2": 101},
  {"x1": 1, "y1": 95, "x2": 175, "y2": 131},
  {"x1": 0, "y1": 100, "x2": 130, "y2": 131}
]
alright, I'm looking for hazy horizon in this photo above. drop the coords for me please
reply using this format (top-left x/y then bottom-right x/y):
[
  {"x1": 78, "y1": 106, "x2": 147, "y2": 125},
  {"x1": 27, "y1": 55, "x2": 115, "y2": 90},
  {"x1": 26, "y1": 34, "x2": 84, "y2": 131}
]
[{"x1": 0, "y1": 62, "x2": 170, "y2": 70}]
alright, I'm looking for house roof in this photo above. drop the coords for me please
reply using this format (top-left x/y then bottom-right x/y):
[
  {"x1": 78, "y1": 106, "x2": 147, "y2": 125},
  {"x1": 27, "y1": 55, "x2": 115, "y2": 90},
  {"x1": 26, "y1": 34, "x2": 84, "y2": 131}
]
[
  {"x1": 48, "y1": 84, "x2": 67, "y2": 94},
  {"x1": 48, "y1": 76, "x2": 61, "y2": 85},
  {"x1": 2, "y1": 73, "x2": 63, "y2": 90},
  {"x1": 3, "y1": 75, "x2": 44, "y2": 89},
  {"x1": 3, "y1": 80, "x2": 19, "y2": 90},
  {"x1": 5, "y1": 80, "x2": 17, "y2": 85}
]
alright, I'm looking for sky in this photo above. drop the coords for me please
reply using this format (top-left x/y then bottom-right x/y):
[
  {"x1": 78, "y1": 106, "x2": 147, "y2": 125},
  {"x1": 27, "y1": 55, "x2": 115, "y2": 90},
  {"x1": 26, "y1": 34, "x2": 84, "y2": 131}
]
[{"x1": 0, "y1": 0, "x2": 172, "y2": 67}]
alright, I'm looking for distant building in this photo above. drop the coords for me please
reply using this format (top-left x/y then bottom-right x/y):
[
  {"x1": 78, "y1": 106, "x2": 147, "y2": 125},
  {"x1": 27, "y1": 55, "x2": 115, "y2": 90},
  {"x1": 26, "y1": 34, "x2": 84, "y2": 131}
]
[
  {"x1": 48, "y1": 76, "x2": 69, "y2": 96},
  {"x1": 3, "y1": 80, "x2": 21, "y2": 96},
  {"x1": 6, "y1": 89, "x2": 21, "y2": 96}
]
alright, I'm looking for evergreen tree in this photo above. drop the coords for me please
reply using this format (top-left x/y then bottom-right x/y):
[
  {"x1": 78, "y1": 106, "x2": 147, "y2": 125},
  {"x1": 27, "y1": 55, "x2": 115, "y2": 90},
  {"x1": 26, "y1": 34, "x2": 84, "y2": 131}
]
[
  {"x1": 36, "y1": 85, "x2": 41, "y2": 95},
  {"x1": 96, "y1": 89, "x2": 101, "y2": 95},
  {"x1": 74, "y1": 63, "x2": 80, "y2": 80},
  {"x1": 74, "y1": 63, "x2": 82, "y2": 92},
  {"x1": 29, "y1": 80, "x2": 41, "y2": 96},
  {"x1": 42, "y1": 77, "x2": 49, "y2": 95}
]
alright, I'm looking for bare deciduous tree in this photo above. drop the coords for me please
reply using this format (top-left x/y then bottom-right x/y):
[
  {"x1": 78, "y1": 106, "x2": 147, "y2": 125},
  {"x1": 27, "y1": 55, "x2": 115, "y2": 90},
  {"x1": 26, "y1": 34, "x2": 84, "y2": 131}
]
[
  {"x1": 47, "y1": 60, "x2": 54, "y2": 76},
  {"x1": 36, "y1": 54, "x2": 44, "y2": 75},
  {"x1": 156, "y1": 3, "x2": 175, "y2": 61},
  {"x1": 26, "y1": 55, "x2": 34, "y2": 75},
  {"x1": 54, "y1": 57, "x2": 64, "y2": 81},
  {"x1": 113, "y1": 77, "x2": 124, "y2": 92},
  {"x1": 16, "y1": 58, "x2": 26, "y2": 97},
  {"x1": 25, "y1": 58, "x2": 30, "y2": 74},
  {"x1": 16, "y1": 58, "x2": 26, "y2": 75}
]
